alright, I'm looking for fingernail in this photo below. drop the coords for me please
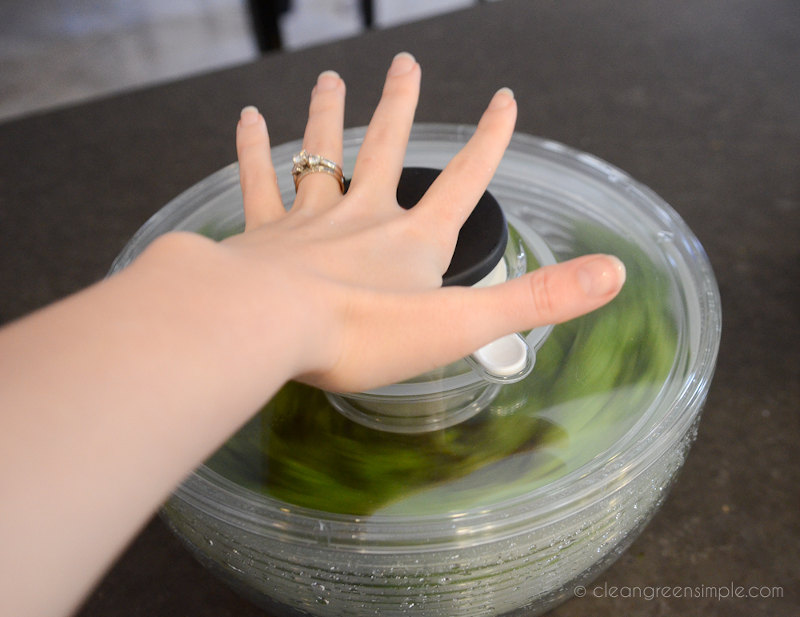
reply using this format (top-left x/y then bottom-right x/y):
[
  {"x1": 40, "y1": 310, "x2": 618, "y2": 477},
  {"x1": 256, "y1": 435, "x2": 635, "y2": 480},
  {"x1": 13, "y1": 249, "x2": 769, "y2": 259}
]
[
  {"x1": 316, "y1": 70, "x2": 341, "y2": 91},
  {"x1": 240, "y1": 105, "x2": 260, "y2": 126},
  {"x1": 388, "y1": 51, "x2": 417, "y2": 76},
  {"x1": 577, "y1": 255, "x2": 626, "y2": 297},
  {"x1": 489, "y1": 87, "x2": 515, "y2": 109}
]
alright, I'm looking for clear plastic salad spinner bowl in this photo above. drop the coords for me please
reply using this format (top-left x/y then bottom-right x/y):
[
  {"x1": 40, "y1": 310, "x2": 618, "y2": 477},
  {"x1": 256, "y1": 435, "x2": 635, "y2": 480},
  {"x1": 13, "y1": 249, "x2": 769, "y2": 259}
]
[{"x1": 110, "y1": 124, "x2": 721, "y2": 617}]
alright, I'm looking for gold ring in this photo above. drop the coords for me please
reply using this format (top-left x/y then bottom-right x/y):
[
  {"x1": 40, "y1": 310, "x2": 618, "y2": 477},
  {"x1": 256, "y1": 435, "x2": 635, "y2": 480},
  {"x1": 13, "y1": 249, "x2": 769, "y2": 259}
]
[{"x1": 291, "y1": 150, "x2": 345, "y2": 193}]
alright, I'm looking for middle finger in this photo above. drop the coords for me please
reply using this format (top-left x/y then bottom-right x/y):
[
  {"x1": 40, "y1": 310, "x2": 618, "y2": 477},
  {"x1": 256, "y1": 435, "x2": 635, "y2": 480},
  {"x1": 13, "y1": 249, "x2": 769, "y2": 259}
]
[{"x1": 349, "y1": 52, "x2": 421, "y2": 199}]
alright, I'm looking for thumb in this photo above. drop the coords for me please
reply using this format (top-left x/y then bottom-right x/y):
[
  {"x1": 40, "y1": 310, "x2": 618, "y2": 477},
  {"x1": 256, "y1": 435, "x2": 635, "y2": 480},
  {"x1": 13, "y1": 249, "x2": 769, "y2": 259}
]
[
  {"x1": 317, "y1": 254, "x2": 625, "y2": 392},
  {"x1": 473, "y1": 253, "x2": 627, "y2": 334},
  {"x1": 401, "y1": 254, "x2": 626, "y2": 372}
]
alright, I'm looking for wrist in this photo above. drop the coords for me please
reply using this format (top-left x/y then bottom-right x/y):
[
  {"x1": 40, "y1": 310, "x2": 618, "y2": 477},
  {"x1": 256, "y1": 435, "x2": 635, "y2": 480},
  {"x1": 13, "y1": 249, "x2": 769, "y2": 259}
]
[{"x1": 130, "y1": 231, "x2": 313, "y2": 393}]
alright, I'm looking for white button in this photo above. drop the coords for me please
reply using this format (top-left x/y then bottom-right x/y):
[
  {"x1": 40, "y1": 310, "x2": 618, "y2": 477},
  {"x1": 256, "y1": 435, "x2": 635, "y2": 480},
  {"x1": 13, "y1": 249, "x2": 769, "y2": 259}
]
[{"x1": 471, "y1": 333, "x2": 529, "y2": 378}]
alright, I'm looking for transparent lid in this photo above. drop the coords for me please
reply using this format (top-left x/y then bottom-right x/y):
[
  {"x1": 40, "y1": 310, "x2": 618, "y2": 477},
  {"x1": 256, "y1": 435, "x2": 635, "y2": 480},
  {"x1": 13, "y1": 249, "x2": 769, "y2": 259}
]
[{"x1": 112, "y1": 124, "x2": 721, "y2": 519}]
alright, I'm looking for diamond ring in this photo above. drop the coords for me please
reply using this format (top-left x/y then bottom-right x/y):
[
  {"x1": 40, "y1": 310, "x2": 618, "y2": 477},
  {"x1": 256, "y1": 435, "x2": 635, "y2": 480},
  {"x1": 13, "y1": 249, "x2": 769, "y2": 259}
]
[{"x1": 291, "y1": 150, "x2": 345, "y2": 194}]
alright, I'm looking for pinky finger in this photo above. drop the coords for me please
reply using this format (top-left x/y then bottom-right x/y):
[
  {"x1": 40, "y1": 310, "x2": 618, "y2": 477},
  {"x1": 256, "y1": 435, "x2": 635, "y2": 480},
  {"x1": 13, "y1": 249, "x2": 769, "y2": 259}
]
[{"x1": 236, "y1": 106, "x2": 286, "y2": 229}]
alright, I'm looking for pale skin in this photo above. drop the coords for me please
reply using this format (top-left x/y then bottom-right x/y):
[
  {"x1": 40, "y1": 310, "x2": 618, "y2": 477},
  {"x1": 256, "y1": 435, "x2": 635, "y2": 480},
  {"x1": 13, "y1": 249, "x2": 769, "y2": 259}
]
[{"x1": 0, "y1": 52, "x2": 625, "y2": 617}]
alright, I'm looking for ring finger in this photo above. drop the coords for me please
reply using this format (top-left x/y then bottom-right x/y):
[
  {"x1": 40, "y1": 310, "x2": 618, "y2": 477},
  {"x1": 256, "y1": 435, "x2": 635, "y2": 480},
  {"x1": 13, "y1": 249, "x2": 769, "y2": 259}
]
[{"x1": 293, "y1": 70, "x2": 346, "y2": 210}]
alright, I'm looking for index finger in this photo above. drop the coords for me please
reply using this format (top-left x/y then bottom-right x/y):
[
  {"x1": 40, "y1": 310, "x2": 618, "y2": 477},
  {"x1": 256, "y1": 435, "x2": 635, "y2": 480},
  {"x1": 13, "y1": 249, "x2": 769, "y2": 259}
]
[{"x1": 412, "y1": 88, "x2": 517, "y2": 251}]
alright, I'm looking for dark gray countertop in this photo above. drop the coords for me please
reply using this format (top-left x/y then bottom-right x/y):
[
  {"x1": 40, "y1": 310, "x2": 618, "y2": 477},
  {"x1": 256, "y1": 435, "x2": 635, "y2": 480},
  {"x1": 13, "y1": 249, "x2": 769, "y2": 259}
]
[{"x1": 1, "y1": 0, "x2": 797, "y2": 615}]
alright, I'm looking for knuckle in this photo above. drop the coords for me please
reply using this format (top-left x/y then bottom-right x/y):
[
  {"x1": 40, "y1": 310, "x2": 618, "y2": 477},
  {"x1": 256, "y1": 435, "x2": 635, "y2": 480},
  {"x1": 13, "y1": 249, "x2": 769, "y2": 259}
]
[
  {"x1": 309, "y1": 95, "x2": 342, "y2": 117},
  {"x1": 237, "y1": 134, "x2": 267, "y2": 158},
  {"x1": 526, "y1": 270, "x2": 557, "y2": 320},
  {"x1": 384, "y1": 75, "x2": 419, "y2": 98},
  {"x1": 459, "y1": 156, "x2": 493, "y2": 185},
  {"x1": 401, "y1": 218, "x2": 454, "y2": 277}
]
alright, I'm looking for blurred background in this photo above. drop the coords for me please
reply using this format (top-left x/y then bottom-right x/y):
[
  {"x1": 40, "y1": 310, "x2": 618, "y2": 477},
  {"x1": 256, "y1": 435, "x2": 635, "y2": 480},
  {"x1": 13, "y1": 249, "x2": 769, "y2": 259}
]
[{"x1": 0, "y1": 0, "x2": 499, "y2": 122}]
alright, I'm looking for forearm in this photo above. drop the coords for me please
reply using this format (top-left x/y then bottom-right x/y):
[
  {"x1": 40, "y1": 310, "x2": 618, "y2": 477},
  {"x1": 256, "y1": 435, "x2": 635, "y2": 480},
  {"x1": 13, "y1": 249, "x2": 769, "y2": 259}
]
[{"x1": 0, "y1": 232, "x2": 296, "y2": 617}]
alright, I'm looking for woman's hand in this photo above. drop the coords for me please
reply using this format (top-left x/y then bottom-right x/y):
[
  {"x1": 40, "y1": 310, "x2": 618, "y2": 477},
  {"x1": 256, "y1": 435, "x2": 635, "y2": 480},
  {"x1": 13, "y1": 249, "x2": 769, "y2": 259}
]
[{"x1": 219, "y1": 52, "x2": 626, "y2": 392}]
